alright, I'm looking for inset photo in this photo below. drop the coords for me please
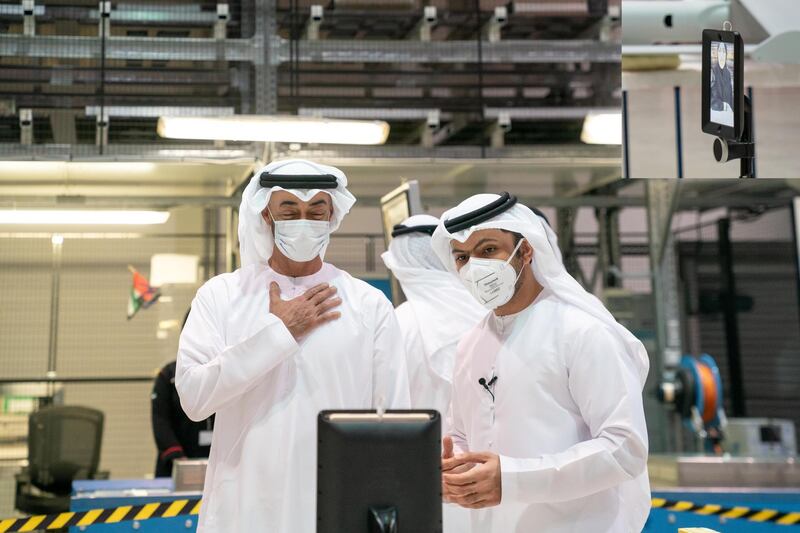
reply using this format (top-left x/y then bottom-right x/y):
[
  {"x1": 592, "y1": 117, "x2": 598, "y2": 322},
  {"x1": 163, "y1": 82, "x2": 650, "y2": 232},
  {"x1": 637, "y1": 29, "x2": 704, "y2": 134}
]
[{"x1": 622, "y1": 0, "x2": 800, "y2": 178}]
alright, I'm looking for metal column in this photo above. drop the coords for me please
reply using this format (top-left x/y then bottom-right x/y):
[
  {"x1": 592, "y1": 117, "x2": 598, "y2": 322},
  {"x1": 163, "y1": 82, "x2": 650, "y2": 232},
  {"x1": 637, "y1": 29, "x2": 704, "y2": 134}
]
[
  {"x1": 254, "y1": 0, "x2": 278, "y2": 115},
  {"x1": 46, "y1": 234, "x2": 64, "y2": 396},
  {"x1": 222, "y1": 206, "x2": 238, "y2": 273},
  {"x1": 646, "y1": 179, "x2": 683, "y2": 452},
  {"x1": 597, "y1": 207, "x2": 623, "y2": 289},
  {"x1": 717, "y1": 217, "x2": 747, "y2": 416},
  {"x1": 556, "y1": 206, "x2": 587, "y2": 288}
]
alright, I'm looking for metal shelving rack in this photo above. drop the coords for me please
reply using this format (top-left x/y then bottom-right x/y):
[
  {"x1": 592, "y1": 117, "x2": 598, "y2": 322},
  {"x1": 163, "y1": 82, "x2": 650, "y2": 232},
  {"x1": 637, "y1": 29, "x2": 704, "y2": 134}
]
[{"x1": 0, "y1": 0, "x2": 621, "y2": 161}]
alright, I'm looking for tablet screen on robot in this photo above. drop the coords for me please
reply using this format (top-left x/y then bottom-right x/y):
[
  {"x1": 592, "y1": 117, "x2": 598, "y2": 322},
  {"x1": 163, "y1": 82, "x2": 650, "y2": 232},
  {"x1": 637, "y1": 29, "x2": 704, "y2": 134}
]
[
  {"x1": 709, "y1": 41, "x2": 734, "y2": 127},
  {"x1": 701, "y1": 29, "x2": 744, "y2": 141}
]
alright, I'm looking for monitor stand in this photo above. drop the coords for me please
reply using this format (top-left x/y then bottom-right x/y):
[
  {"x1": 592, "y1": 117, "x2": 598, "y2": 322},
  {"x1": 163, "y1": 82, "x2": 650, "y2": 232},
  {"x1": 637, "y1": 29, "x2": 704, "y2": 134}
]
[
  {"x1": 713, "y1": 95, "x2": 756, "y2": 178},
  {"x1": 368, "y1": 506, "x2": 398, "y2": 533}
]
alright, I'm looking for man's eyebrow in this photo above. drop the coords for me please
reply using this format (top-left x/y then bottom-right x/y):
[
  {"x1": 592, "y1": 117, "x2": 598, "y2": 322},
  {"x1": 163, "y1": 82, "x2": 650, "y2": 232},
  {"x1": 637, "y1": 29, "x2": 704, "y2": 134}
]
[
  {"x1": 451, "y1": 237, "x2": 498, "y2": 255},
  {"x1": 279, "y1": 200, "x2": 299, "y2": 207},
  {"x1": 473, "y1": 238, "x2": 498, "y2": 249},
  {"x1": 309, "y1": 199, "x2": 329, "y2": 207}
]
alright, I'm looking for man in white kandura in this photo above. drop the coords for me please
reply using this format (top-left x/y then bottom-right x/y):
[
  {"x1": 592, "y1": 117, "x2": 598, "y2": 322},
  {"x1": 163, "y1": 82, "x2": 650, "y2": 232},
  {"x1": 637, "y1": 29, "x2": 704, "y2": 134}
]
[
  {"x1": 382, "y1": 214, "x2": 486, "y2": 416},
  {"x1": 176, "y1": 159, "x2": 410, "y2": 533},
  {"x1": 431, "y1": 192, "x2": 651, "y2": 533},
  {"x1": 381, "y1": 214, "x2": 487, "y2": 533}
]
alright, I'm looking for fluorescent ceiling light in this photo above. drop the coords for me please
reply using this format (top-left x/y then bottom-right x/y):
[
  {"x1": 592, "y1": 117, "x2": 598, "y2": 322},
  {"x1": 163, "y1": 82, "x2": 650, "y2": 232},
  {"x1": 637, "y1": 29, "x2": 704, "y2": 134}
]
[
  {"x1": 0, "y1": 161, "x2": 157, "y2": 176},
  {"x1": 580, "y1": 112, "x2": 622, "y2": 145},
  {"x1": 0, "y1": 210, "x2": 170, "y2": 225},
  {"x1": 157, "y1": 115, "x2": 390, "y2": 145}
]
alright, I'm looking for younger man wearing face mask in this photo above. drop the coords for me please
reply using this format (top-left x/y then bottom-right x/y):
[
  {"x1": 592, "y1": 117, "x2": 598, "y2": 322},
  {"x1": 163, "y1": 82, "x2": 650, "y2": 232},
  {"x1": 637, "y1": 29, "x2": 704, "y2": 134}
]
[
  {"x1": 176, "y1": 159, "x2": 410, "y2": 533},
  {"x1": 431, "y1": 193, "x2": 651, "y2": 533}
]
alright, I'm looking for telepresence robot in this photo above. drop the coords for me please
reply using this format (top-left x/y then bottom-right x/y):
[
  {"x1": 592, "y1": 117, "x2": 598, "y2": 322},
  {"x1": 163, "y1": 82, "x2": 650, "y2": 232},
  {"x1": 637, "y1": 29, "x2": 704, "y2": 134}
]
[{"x1": 701, "y1": 25, "x2": 755, "y2": 178}]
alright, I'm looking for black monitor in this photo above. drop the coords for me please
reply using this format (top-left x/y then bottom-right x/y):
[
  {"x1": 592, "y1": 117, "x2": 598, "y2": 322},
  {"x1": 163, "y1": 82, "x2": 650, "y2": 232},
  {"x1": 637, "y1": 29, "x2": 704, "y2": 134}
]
[
  {"x1": 701, "y1": 29, "x2": 744, "y2": 141},
  {"x1": 317, "y1": 410, "x2": 442, "y2": 533}
]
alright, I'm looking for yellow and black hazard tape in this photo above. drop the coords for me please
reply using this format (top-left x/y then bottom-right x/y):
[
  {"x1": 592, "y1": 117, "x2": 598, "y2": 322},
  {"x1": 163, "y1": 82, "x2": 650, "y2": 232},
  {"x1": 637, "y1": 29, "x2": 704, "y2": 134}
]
[
  {"x1": 0, "y1": 498, "x2": 201, "y2": 532},
  {"x1": 652, "y1": 497, "x2": 800, "y2": 526},
  {"x1": 1, "y1": 496, "x2": 799, "y2": 530}
]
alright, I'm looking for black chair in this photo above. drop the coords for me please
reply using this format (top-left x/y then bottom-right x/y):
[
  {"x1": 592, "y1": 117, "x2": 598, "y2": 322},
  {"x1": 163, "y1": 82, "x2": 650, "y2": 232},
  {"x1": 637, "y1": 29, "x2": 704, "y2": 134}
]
[{"x1": 15, "y1": 405, "x2": 107, "y2": 515}]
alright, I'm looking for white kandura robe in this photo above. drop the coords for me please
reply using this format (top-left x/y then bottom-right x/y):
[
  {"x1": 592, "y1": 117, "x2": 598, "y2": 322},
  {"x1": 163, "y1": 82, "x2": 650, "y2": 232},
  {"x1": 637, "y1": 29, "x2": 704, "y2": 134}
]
[
  {"x1": 394, "y1": 301, "x2": 473, "y2": 533},
  {"x1": 449, "y1": 288, "x2": 651, "y2": 533},
  {"x1": 176, "y1": 262, "x2": 411, "y2": 533},
  {"x1": 394, "y1": 301, "x2": 454, "y2": 418}
]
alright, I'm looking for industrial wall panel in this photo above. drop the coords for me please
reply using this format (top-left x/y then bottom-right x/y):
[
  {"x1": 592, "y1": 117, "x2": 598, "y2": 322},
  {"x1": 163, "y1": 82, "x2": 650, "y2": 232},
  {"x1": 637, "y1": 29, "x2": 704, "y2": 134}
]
[
  {"x1": 56, "y1": 237, "x2": 202, "y2": 379},
  {"x1": 0, "y1": 237, "x2": 52, "y2": 379}
]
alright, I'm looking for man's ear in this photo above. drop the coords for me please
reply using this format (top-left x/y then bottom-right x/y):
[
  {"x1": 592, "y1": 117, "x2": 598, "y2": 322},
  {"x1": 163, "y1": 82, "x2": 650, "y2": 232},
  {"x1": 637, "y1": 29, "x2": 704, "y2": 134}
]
[
  {"x1": 261, "y1": 208, "x2": 273, "y2": 228},
  {"x1": 519, "y1": 239, "x2": 534, "y2": 265}
]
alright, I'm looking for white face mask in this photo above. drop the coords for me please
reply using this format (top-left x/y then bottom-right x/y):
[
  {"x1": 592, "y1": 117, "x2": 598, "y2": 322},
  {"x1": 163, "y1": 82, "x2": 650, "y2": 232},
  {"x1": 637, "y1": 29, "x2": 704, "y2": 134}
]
[
  {"x1": 268, "y1": 209, "x2": 331, "y2": 263},
  {"x1": 458, "y1": 238, "x2": 525, "y2": 310}
]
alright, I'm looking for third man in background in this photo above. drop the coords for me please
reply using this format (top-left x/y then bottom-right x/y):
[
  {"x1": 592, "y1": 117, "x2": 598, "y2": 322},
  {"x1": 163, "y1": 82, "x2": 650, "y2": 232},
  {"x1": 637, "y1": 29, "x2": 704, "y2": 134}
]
[{"x1": 381, "y1": 214, "x2": 487, "y2": 532}]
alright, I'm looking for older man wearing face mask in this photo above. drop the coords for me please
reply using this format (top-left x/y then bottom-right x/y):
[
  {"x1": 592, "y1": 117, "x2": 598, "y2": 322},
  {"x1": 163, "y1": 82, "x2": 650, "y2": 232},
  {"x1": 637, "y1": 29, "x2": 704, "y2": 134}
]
[
  {"x1": 176, "y1": 159, "x2": 410, "y2": 533},
  {"x1": 431, "y1": 193, "x2": 651, "y2": 533}
]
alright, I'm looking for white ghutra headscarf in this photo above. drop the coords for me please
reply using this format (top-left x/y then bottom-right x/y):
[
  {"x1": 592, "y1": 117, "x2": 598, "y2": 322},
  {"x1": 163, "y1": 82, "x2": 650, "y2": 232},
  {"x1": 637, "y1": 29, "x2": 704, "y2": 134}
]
[{"x1": 238, "y1": 159, "x2": 356, "y2": 267}]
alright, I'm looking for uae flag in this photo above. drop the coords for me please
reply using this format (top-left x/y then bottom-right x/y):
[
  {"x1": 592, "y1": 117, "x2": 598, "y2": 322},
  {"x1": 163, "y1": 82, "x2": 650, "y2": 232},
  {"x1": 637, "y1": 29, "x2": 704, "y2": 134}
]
[{"x1": 127, "y1": 266, "x2": 161, "y2": 320}]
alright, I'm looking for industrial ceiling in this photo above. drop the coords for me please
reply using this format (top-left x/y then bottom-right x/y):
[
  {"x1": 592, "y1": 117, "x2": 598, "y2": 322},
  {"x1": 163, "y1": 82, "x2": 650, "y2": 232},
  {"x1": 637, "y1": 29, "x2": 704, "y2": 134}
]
[{"x1": 0, "y1": 0, "x2": 621, "y2": 202}]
